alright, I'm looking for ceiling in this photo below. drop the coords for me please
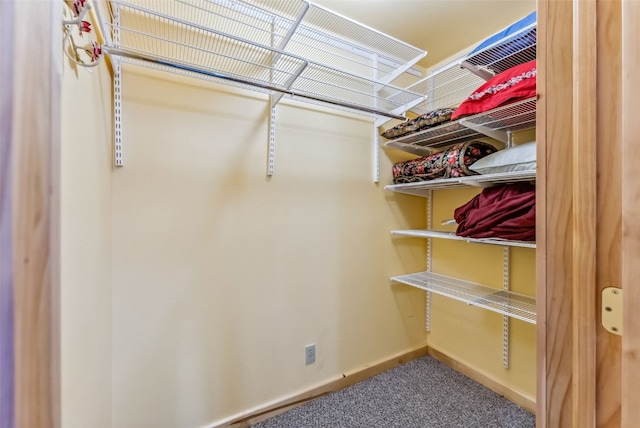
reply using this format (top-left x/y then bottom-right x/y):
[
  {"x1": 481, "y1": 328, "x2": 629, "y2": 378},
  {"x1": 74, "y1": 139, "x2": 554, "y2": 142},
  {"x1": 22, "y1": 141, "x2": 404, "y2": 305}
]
[{"x1": 312, "y1": 0, "x2": 536, "y2": 70}]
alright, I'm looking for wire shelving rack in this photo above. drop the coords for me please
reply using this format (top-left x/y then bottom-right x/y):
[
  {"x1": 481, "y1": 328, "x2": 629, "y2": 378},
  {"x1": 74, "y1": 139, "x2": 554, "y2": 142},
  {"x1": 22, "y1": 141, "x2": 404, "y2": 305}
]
[{"x1": 94, "y1": 0, "x2": 427, "y2": 119}]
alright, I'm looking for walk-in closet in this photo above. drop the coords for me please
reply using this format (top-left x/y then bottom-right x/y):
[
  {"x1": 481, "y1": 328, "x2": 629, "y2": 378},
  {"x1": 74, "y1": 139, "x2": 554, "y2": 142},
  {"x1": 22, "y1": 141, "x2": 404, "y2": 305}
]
[{"x1": 4, "y1": 1, "x2": 638, "y2": 427}]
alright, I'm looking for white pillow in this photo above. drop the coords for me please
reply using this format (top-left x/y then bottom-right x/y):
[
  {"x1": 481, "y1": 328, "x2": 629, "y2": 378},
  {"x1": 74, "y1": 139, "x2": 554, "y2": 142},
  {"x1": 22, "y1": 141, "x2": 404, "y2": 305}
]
[{"x1": 469, "y1": 141, "x2": 536, "y2": 174}]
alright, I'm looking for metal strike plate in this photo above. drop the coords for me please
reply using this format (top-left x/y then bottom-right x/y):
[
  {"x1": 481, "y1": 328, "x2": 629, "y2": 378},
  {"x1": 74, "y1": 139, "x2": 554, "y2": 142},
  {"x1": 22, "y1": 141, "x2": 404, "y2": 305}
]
[{"x1": 602, "y1": 287, "x2": 623, "y2": 336}]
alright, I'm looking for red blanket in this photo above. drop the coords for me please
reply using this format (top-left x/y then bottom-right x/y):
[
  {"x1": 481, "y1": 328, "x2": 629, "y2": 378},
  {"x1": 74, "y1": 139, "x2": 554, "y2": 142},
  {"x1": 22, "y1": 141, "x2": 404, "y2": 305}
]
[{"x1": 454, "y1": 183, "x2": 536, "y2": 241}]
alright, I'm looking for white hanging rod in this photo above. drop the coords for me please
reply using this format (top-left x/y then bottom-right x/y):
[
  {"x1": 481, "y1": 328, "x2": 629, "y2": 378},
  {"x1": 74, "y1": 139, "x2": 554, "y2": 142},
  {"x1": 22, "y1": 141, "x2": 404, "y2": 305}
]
[{"x1": 105, "y1": 47, "x2": 408, "y2": 120}]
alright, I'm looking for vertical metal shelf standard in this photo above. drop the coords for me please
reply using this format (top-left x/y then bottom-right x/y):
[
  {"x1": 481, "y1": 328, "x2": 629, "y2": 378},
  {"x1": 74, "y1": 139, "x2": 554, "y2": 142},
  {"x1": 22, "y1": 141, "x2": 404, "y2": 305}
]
[
  {"x1": 93, "y1": 0, "x2": 427, "y2": 169},
  {"x1": 112, "y1": 3, "x2": 123, "y2": 166},
  {"x1": 502, "y1": 246, "x2": 510, "y2": 368},
  {"x1": 425, "y1": 189, "x2": 433, "y2": 332}
]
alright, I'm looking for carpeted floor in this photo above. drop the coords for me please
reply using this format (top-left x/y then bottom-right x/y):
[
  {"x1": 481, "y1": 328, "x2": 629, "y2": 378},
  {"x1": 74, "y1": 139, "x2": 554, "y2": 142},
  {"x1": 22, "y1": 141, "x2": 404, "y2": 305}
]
[{"x1": 252, "y1": 355, "x2": 535, "y2": 428}]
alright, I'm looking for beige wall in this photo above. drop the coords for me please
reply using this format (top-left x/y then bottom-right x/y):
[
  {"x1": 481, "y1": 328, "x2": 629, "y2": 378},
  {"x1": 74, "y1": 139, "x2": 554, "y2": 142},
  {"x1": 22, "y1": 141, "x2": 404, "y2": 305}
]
[
  {"x1": 105, "y1": 67, "x2": 427, "y2": 427},
  {"x1": 61, "y1": 59, "x2": 113, "y2": 427},
  {"x1": 59, "y1": 6, "x2": 537, "y2": 427}
]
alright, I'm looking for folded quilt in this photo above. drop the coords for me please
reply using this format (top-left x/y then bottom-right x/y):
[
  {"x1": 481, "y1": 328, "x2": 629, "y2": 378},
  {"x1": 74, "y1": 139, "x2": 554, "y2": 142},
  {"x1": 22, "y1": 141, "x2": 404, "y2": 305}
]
[
  {"x1": 453, "y1": 182, "x2": 536, "y2": 241},
  {"x1": 392, "y1": 141, "x2": 497, "y2": 184},
  {"x1": 381, "y1": 107, "x2": 456, "y2": 140}
]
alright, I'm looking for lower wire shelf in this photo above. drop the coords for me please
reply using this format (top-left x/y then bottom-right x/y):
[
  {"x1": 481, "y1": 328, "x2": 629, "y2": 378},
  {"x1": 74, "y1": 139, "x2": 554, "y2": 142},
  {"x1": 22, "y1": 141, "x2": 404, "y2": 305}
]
[
  {"x1": 391, "y1": 229, "x2": 536, "y2": 248},
  {"x1": 391, "y1": 271, "x2": 536, "y2": 324}
]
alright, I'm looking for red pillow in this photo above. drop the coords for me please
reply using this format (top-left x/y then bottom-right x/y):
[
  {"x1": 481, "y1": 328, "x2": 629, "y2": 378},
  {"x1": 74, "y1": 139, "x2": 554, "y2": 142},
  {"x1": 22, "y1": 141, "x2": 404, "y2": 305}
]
[{"x1": 451, "y1": 60, "x2": 537, "y2": 120}]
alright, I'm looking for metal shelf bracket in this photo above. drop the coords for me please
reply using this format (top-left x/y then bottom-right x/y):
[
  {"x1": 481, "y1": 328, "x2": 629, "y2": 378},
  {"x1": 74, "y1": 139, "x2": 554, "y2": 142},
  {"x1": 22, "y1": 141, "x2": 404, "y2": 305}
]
[
  {"x1": 460, "y1": 60, "x2": 495, "y2": 81},
  {"x1": 459, "y1": 119, "x2": 514, "y2": 147}
]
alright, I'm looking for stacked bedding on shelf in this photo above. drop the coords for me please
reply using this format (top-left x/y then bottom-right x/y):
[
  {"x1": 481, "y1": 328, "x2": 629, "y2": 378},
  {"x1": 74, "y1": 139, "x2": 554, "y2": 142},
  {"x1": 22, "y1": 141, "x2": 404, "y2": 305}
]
[
  {"x1": 454, "y1": 182, "x2": 536, "y2": 241},
  {"x1": 381, "y1": 107, "x2": 456, "y2": 140},
  {"x1": 385, "y1": 11, "x2": 537, "y2": 186},
  {"x1": 450, "y1": 59, "x2": 537, "y2": 120},
  {"x1": 391, "y1": 141, "x2": 497, "y2": 183},
  {"x1": 469, "y1": 141, "x2": 536, "y2": 175}
]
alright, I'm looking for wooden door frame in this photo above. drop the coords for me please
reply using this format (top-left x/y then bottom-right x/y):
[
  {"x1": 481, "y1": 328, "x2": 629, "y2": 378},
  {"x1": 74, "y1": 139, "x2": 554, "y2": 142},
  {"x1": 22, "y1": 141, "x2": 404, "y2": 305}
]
[
  {"x1": 536, "y1": 0, "x2": 577, "y2": 426},
  {"x1": 2, "y1": 0, "x2": 62, "y2": 426},
  {"x1": 538, "y1": 1, "x2": 627, "y2": 427},
  {"x1": 571, "y1": 1, "x2": 598, "y2": 427},
  {"x1": 621, "y1": 0, "x2": 640, "y2": 425}
]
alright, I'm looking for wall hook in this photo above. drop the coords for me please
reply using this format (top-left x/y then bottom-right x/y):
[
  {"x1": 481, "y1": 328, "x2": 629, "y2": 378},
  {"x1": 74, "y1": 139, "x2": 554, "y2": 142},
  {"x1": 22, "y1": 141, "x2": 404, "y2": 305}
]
[{"x1": 62, "y1": 0, "x2": 104, "y2": 68}]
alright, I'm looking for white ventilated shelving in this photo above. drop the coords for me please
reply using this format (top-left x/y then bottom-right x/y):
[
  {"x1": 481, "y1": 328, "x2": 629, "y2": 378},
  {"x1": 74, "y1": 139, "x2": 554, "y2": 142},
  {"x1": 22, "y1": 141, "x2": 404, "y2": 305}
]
[
  {"x1": 385, "y1": 169, "x2": 536, "y2": 196},
  {"x1": 384, "y1": 97, "x2": 537, "y2": 156},
  {"x1": 460, "y1": 19, "x2": 536, "y2": 80},
  {"x1": 405, "y1": 18, "x2": 536, "y2": 114},
  {"x1": 391, "y1": 229, "x2": 536, "y2": 249},
  {"x1": 94, "y1": 0, "x2": 426, "y2": 119},
  {"x1": 381, "y1": 18, "x2": 537, "y2": 156},
  {"x1": 376, "y1": 14, "x2": 538, "y2": 367},
  {"x1": 390, "y1": 271, "x2": 536, "y2": 324}
]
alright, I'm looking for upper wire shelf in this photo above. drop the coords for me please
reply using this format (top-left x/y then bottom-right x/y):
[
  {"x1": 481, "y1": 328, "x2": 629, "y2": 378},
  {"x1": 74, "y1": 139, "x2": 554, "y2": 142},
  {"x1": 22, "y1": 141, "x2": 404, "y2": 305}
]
[
  {"x1": 94, "y1": 0, "x2": 427, "y2": 119},
  {"x1": 399, "y1": 18, "x2": 536, "y2": 117},
  {"x1": 461, "y1": 19, "x2": 536, "y2": 79}
]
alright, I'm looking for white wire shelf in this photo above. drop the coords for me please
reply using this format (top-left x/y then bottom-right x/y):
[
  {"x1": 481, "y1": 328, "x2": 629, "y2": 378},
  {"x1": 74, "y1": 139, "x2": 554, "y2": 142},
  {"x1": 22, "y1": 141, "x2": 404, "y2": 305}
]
[
  {"x1": 95, "y1": 0, "x2": 426, "y2": 119},
  {"x1": 384, "y1": 97, "x2": 537, "y2": 156},
  {"x1": 461, "y1": 21, "x2": 536, "y2": 80},
  {"x1": 384, "y1": 169, "x2": 536, "y2": 196},
  {"x1": 404, "y1": 20, "x2": 536, "y2": 115},
  {"x1": 391, "y1": 271, "x2": 536, "y2": 324},
  {"x1": 391, "y1": 229, "x2": 536, "y2": 249}
]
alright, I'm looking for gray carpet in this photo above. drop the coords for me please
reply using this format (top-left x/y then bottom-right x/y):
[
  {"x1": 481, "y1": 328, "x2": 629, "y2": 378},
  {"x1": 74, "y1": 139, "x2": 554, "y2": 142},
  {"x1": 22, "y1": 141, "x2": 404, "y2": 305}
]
[{"x1": 252, "y1": 355, "x2": 535, "y2": 428}]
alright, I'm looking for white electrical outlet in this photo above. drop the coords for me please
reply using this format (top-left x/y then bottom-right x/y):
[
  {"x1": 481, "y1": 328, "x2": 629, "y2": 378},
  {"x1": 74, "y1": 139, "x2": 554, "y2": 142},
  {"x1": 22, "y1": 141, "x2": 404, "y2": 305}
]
[{"x1": 305, "y1": 344, "x2": 316, "y2": 365}]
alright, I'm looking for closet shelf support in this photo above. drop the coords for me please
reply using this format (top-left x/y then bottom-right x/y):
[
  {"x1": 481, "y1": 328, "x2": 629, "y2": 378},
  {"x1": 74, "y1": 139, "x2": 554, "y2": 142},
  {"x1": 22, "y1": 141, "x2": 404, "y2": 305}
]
[
  {"x1": 103, "y1": 48, "x2": 408, "y2": 121},
  {"x1": 112, "y1": 2, "x2": 123, "y2": 167},
  {"x1": 268, "y1": 60, "x2": 309, "y2": 175},
  {"x1": 114, "y1": 60, "x2": 123, "y2": 166},
  {"x1": 459, "y1": 119, "x2": 514, "y2": 147},
  {"x1": 426, "y1": 190, "x2": 433, "y2": 332},
  {"x1": 270, "y1": 62, "x2": 309, "y2": 107},
  {"x1": 460, "y1": 60, "x2": 495, "y2": 81},
  {"x1": 268, "y1": 100, "x2": 276, "y2": 176},
  {"x1": 273, "y1": 1, "x2": 310, "y2": 52},
  {"x1": 502, "y1": 246, "x2": 510, "y2": 368}
]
